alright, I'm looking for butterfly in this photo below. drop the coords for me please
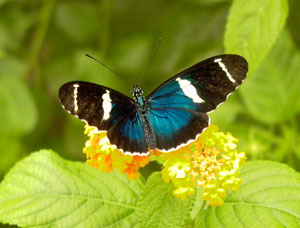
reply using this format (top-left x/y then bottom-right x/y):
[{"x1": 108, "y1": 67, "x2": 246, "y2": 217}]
[{"x1": 59, "y1": 54, "x2": 248, "y2": 156}]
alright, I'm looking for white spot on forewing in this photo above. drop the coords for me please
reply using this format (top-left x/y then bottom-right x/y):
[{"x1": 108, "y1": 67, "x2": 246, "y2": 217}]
[
  {"x1": 214, "y1": 58, "x2": 236, "y2": 83},
  {"x1": 102, "y1": 90, "x2": 112, "y2": 120},
  {"x1": 176, "y1": 78, "x2": 204, "y2": 103},
  {"x1": 73, "y1": 84, "x2": 79, "y2": 113}
]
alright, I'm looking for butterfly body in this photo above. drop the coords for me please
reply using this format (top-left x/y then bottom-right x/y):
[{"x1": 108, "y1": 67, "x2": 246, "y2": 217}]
[
  {"x1": 131, "y1": 86, "x2": 156, "y2": 149},
  {"x1": 59, "y1": 54, "x2": 248, "y2": 156}
]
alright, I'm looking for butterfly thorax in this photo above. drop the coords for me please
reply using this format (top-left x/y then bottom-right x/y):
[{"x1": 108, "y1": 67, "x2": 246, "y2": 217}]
[
  {"x1": 132, "y1": 86, "x2": 147, "y2": 110},
  {"x1": 131, "y1": 86, "x2": 156, "y2": 149}
]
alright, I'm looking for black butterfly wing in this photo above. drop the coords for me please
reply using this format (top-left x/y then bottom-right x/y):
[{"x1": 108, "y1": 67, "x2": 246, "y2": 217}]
[
  {"x1": 147, "y1": 54, "x2": 248, "y2": 151},
  {"x1": 59, "y1": 81, "x2": 148, "y2": 155}
]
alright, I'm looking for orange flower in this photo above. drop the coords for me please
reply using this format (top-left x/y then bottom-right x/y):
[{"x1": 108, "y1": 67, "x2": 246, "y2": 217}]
[{"x1": 83, "y1": 125, "x2": 151, "y2": 179}]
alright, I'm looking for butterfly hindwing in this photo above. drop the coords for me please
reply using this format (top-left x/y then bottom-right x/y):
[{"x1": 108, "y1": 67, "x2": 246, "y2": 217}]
[
  {"x1": 147, "y1": 54, "x2": 248, "y2": 151},
  {"x1": 107, "y1": 112, "x2": 148, "y2": 154},
  {"x1": 59, "y1": 81, "x2": 148, "y2": 155},
  {"x1": 148, "y1": 108, "x2": 209, "y2": 151}
]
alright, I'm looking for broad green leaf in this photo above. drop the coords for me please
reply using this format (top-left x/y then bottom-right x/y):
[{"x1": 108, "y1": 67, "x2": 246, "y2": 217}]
[
  {"x1": 0, "y1": 75, "x2": 37, "y2": 135},
  {"x1": 225, "y1": 0, "x2": 288, "y2": 73},
  {"x1": 137, "y1": 172, "x2": 194, "y2": 228},
  {"x1": 195, "y1": 161, "x2": 300, "y2": 227},
  {"x1": 240, "y1": 31, "x2": 300, "y2": 124},
  {"x1": 0, "y1": 150, "x2": 143, "y2": 228}
]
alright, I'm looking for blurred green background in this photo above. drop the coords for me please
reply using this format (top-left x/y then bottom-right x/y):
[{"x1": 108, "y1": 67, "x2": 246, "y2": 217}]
[{"x1": 0, "y1": 0, "x2": 299, "y2": 226}]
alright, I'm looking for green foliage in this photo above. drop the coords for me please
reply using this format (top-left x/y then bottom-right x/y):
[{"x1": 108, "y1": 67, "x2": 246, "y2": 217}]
[
  {"x1": 1, "y1": 152, "x2": 300, "y2": 228},
  {"x1": 240, "y1": 31, "x2": 300, "y2": 124},
  {"x1": 137, "y1": 172, "x2": 194, "y2": 228},
  {"x1": 0, "y1": 150, "x2": 143, "y2": 228},
  {"x1": 211, "y1": 0, "x2": 300, "y2": 166},
  {"x1": 55, "y1": 2, "x2": 99, "y2": 43},
  {"x1": 0, "y1": 0, "x2": 300, "y2": 227},
  {"x1": 0, "y1": 75, "x2": 37, "y2": 135},
  {"x1": 225, "y1": 0, "x2": 288, "y2": 73},
  {"x1": 195, "y1": 161, "x2": 300, "y2": 227}
]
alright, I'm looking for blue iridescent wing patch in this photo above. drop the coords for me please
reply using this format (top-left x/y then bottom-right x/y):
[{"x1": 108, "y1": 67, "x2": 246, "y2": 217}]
[
  {"x1": 108, "y1": 111, "x2": 148, "y2": 155},
  {"x1": 148, "y1": 108, "x2": 209, "y2": 152},
  {"x1": 147, "y1": 54, "x2": 248, "y2": 151},
  {"x1": 59, "y1": 81, "x2": 148, "y2": 155}
]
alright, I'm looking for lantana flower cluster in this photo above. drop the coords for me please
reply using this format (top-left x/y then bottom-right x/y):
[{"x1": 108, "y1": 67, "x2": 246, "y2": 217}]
[
  {"x1": 83, "y1": 124, "x2": 246, "y2": 205},
  {"x1": 83, "y1": 125, "x2": 151, "y2": 180}
]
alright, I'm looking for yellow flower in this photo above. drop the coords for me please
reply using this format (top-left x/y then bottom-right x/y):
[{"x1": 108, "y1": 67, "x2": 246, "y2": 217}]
[{"x1": 157, "y1": 125, "x2": 246, "y2": 205}]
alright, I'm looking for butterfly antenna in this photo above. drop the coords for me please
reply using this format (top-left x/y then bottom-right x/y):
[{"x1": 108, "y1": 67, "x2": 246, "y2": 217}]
[
  {"x1": 85, "y1": 54, "x2": 133, "y2": 87},
  {"x1": 137, "y1": 37, "x2": 162, "y2": 85}
]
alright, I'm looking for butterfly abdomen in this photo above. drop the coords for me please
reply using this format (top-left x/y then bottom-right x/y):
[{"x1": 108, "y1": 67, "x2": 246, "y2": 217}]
[{"x1": 138, "y1": 110, "x2": 156, "y2": 149}]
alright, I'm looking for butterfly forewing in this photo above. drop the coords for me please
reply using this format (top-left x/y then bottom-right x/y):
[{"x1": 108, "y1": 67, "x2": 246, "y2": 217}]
[
  {"x1": 148, "y1": 54, "x2": 247, "y2": 112},
  {"x1": 59, "y1": 81, "x2": 132, "y2": 129},
  {"x1": 147, "y1": 54, "x2": 248, "y2": 151}
]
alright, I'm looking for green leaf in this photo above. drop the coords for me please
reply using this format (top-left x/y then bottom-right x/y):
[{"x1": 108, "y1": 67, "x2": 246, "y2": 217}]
[
  {"x1": 137, "y1": 172, "x2": 194, "y2": 228},
  {"x1": 225, "y1": 0, "x2": 288, "y2": 73},
  {"x1": 240, "y1": 31, "x2": 300, "y2": 124},
  {"x1": 0, "y1": 150, "x2": 143, "y2": 228},
  {"x1": 195, "y1": 161, "x2": 300, "y2": 227},
  {"x1": 0, "y1": 75, "x2": 37, "y2": 135}
]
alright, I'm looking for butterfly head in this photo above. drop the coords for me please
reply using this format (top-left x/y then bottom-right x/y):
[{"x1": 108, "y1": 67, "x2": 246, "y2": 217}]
[{"x1": 131, "y1": 86, "x2": 143, "y2": 97}]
